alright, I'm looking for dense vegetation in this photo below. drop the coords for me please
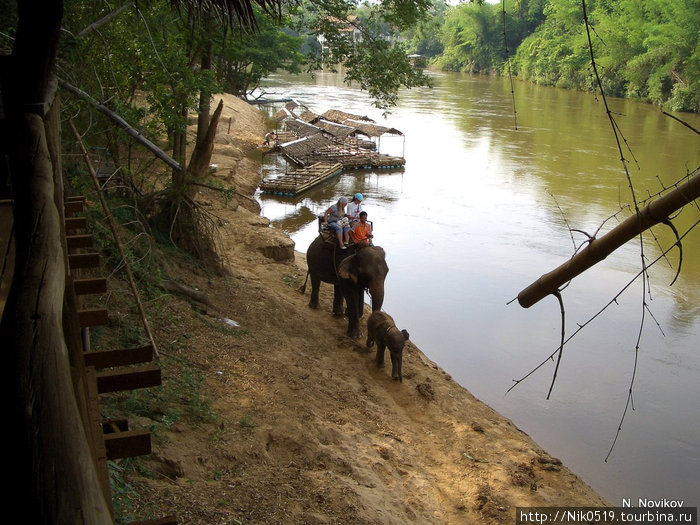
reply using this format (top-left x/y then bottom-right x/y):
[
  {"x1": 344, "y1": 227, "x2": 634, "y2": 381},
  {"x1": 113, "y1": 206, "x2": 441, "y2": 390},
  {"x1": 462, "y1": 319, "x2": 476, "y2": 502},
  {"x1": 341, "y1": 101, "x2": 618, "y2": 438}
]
[{"x1": 406, "y1": 0, "x2": 700, "y2": 112}]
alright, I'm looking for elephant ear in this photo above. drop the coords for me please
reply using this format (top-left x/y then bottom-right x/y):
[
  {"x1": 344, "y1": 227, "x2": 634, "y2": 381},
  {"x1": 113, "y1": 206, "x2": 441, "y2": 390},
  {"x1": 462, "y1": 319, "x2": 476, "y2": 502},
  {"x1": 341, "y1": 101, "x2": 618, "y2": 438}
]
[{"x1": 338, "y1": 255, "x2": 358, "y2": 283}]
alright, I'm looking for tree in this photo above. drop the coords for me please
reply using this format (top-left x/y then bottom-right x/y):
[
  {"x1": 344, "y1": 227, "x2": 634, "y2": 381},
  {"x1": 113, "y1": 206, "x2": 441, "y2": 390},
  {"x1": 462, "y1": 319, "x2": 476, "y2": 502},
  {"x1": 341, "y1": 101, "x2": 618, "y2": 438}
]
[{"x1": 216, "y1": 11, "x2": 305, "y2": 97}]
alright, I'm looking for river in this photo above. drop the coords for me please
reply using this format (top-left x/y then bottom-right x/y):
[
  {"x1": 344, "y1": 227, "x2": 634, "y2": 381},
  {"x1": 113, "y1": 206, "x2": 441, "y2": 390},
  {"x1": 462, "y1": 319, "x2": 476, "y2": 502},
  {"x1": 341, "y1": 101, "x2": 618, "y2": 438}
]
[{"x1": 256, "y1": 70, "x2": 700, "y2": 507}]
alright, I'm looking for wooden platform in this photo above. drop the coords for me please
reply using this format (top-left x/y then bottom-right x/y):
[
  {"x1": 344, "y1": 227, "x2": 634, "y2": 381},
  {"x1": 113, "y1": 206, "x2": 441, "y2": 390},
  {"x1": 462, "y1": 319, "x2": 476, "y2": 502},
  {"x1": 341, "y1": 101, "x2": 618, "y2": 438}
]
[{"x1": 260, "y1": 162, "x2": 343, "y2": 196}]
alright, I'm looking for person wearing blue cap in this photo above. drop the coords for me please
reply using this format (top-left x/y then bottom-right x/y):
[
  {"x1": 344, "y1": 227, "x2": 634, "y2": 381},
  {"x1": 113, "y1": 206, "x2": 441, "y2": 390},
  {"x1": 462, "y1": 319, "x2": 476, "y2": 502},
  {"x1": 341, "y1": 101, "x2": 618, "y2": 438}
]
[{"x1": 347, "y1": 193, "x2": 364, "y2": 225}]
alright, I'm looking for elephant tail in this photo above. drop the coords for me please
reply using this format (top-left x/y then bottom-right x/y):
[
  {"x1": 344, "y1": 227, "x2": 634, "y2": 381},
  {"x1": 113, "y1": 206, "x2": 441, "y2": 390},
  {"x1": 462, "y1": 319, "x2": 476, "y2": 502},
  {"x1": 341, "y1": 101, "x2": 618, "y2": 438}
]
[{"x1": 299, "y1": 270, "x2": 310, "y2": 294}]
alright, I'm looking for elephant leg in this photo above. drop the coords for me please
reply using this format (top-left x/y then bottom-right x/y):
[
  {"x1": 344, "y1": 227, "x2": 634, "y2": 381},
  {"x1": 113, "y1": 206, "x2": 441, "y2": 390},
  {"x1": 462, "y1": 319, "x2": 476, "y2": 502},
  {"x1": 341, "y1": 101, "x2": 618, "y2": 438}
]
[
  {"x1": 309, "y1": 275, "x2": 321, "y2": 309},
  {"x1": 356, "y1": 288, "x2": 365, "y2": 319},
  {"x1": 376, "y1": 343, "x2": 386, "y2": 367},
  {"x1": 390, "y1": 351, "x2": 402, "y2": 382},
  {"x1": 347, "y1": 316, "x2": 361, "y2": 338},
  {"x1": 332, "y1": 283, "x2": 344, "y2": 317},
  {"x1": 366, "y1": 333, "x2": 375, "y2": 348}
]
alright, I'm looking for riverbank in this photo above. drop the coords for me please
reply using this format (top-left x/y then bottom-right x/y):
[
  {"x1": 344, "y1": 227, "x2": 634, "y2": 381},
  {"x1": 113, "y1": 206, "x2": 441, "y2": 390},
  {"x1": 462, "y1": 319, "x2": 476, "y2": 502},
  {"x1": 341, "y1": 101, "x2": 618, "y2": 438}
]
[{"x1": 123, "y1": 94, "x2": 608, "y2": 523}]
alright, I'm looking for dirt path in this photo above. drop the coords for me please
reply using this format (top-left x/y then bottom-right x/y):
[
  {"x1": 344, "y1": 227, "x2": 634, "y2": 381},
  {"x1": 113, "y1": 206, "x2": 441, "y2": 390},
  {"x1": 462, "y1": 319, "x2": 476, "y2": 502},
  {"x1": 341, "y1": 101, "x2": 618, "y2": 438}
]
[{"x1": 126, "y1": 94, "x2": 608, "y2": 524}]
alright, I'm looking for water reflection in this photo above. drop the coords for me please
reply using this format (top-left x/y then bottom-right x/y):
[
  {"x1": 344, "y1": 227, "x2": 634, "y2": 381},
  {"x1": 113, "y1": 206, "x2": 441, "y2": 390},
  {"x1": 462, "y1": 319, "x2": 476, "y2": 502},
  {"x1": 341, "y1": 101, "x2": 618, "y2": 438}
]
[{"x1": 258, "y1": 70, "x2": 700, "y2": 506}]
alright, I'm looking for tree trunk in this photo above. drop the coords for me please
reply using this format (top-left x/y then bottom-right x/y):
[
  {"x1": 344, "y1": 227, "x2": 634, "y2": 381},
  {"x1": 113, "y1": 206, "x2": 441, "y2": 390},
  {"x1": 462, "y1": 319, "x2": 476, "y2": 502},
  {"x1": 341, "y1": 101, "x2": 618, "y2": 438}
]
[
  {"x1": 186, "y1": 98, "x2": 224, "y2": 185},
  {"x1": 196, "y1": 41, "x2": 213, "y2": 146}
]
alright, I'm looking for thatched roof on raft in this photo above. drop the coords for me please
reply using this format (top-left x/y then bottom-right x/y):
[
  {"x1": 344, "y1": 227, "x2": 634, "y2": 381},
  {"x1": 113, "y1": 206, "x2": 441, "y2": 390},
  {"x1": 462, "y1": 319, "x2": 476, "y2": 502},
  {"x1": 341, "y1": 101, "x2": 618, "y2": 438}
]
[
  {"x1": 321, "y1": 109, "x2": 374, "y2": 124},
  {"x1": 344, "y1": 118, "x2": 403, "y2": 137},
  {"x1": 298, "y1": 110, "x2": 320, "y2": 123},
  {"x1": 315, "y1": 119, "x2": 356, "y2": 138},
  {"x1": 274, "y1": 107, "x2": 295, "y2": 122},
  {"x1": 284, "y1": 118, "x2": 323, "y2": 137},
  {"x1": 278, "y1": 134, "x2": 334, "y2": 165},
  {"x1": 285, "y1": 100, "x2": 304, "y2": 113}
]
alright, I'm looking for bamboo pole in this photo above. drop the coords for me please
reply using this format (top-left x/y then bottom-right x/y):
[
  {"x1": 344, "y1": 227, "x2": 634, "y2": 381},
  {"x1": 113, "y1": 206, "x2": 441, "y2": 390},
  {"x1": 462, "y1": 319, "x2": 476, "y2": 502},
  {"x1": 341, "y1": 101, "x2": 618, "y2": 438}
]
[
  {"x1": 517, "y1": 171, "x2": 700, "y2": 308},
  {"x1": 59, "y1": 79, "x2": 182, "y2": 172},
  {"x1": 68, "y1": 118, "x2": 160, "y2": 358}
]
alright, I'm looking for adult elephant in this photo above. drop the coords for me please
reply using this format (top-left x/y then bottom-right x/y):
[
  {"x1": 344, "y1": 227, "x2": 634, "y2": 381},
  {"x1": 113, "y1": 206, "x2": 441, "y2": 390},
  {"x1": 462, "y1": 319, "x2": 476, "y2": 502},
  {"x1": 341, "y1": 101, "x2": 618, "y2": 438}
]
[{"x1": 302, "y1": 236, "x2": 388, "y2": 338}]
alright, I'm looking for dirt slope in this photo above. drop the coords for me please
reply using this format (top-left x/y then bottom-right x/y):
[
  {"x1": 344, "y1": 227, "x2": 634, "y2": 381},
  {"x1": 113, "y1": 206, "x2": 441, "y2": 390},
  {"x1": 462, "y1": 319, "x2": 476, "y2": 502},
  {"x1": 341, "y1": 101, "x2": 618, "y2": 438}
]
[{"x1": 125, "y1": 94, "x2": 607, "y2": 524}]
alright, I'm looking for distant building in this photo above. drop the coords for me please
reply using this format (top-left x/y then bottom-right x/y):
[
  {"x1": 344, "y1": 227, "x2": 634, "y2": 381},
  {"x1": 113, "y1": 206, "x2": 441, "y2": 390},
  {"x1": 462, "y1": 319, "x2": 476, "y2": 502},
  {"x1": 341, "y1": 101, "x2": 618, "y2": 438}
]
[
  {"x1": 407, "y1": 54, "x2": 427, "y2": 68},
  {"x1": 317, "y1": 15, "x2": 363, "y2": 57}
]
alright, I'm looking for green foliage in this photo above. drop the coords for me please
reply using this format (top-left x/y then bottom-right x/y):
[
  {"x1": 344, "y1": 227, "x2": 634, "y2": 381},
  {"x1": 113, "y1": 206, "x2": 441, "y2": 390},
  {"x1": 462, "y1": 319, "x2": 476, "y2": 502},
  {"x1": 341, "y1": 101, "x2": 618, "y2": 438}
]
[
  {"x1": 436, "y1": 0, "x2": 544, "y2": 74},
  {"x1": 217, "y1": 11, "x2": 306, "y2": 96},
  {"x1": 109, "y1": 460, "x2": 138, "y2": 523},
  {"x1": 297, "y1": 0, "x2": 434, "y2": 109},
  {"x1": 437, "y1": 2, "x2": 501, "y2": 73},
  {"x1": 427, "y1": 0, "x2": 699, "y2": 112},
  {"x1": 511, "y1": 0, "x2": 700, "y2": 111},
  {"x1": 109, "y1": 459, "x2": 160, "y2": 524}
]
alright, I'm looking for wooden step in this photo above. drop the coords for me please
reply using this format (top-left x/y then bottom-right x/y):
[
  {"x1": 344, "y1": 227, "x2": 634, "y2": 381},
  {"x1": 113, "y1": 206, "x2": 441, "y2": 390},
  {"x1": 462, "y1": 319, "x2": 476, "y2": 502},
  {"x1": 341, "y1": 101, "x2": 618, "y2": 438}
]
[
  {"x1": 64, "y1": 200, "x2": 85, "y2": 215},
  {"x1": 85, "y1": 345, "x2": 154, "y2": 369},
  {"x1": 78, "y1": 308, "x2": 108, "y2": 327},
  {"x1": 65, "y1": 195, "x2": 87, "y2": 203},
  {"x1": 66, "y1": 233, "x2": 93, "y2": 249},
  {"x1": 104, "y1": 429, "x2": 151, "y2": 459},
  {"x1": 74, "y1": 277, "x2": 107, "y2": 296},
  {"x1": 65, "y1": 216, "x2": 88, "y2": 231},
  {"x1": 68, "y1": 252, "x2": 100, "y2": 269},
  {"x1": 96, "y1": 363, "x2": 161, "y2": 393}
]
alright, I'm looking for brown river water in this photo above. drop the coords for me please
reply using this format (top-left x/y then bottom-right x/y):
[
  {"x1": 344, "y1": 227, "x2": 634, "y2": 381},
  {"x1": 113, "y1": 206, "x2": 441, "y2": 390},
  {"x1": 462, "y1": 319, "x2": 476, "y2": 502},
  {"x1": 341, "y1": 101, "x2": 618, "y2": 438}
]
[{"x1": 256, "y1": 70, "x2": 700, "y2": 507}]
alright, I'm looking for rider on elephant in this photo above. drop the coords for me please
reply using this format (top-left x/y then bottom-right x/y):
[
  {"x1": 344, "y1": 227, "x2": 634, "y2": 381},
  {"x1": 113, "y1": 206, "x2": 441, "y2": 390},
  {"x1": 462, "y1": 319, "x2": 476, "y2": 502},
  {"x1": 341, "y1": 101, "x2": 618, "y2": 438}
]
[{"x1": 323, "y1": 197, "x2": 351, "y2": 249}]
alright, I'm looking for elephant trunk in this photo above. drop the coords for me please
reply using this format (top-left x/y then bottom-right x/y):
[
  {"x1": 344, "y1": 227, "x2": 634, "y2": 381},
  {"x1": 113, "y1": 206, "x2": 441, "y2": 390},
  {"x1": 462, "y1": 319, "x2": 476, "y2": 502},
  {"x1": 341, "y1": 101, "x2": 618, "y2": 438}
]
[{"x1": 368, "y1": 280, "x2": 385, "y2": 312}]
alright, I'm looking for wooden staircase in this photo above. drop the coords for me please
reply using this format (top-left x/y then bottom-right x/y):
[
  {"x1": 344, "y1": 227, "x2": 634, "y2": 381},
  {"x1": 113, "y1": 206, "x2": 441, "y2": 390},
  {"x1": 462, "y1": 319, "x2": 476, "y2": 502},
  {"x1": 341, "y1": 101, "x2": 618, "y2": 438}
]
[{"x1": 64, "y1": 195, "x2": 175, "y2": 524}]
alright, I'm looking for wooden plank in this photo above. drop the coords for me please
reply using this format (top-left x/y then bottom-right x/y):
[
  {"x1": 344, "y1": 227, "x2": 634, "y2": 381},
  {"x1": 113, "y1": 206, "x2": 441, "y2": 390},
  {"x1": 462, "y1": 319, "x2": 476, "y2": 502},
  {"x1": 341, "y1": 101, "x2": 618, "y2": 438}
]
[
  {"x1": 68, "y1": 252, "x2": 100, "y2": 269},
  {"x1": 65, "y1": 216, "x2": 87, "y2": 231},
  {"x1": 104, "y1": 429, "x2": 151, "y2": 459},
  {"x1": 85, "y1": 345, "x2": 154, "y2": 369},
  {"x1": 74, "y1": 277, "x2": 107, "y2": 296},
  {"x1": 64, "y1": 200, "x2": 85, "y2": 215},
  {"x1": 65, "y1": 195, "x2": 87, "y2": 203},
  {"x1": 96, "y1": 363, "x2": 162, "y2": 393},
  {"x1": 78, "y1": 308, "x2": 108, "y2": 327},
  {"x1": 66, "y1": 233, "x2": 93, "y2": 249}
]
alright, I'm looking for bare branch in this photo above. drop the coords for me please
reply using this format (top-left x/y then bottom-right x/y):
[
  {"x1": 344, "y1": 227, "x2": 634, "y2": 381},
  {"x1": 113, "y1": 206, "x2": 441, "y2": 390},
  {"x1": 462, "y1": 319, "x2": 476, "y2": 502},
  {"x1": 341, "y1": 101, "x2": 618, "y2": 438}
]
[
  {"x1": 546, "y1": 292, "x2": 566, "y2": 400},
  {"x1": 661, "y1": 111, "x2": 700, "y2": 136}
]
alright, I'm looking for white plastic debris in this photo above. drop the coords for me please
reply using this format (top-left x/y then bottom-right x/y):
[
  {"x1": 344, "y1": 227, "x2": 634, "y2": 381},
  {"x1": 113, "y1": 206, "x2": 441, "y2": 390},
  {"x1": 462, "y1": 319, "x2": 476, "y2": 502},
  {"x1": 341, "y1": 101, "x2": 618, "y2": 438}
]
[{"x1": 221, "y1": 318, "x2": 240, "y2": 328}]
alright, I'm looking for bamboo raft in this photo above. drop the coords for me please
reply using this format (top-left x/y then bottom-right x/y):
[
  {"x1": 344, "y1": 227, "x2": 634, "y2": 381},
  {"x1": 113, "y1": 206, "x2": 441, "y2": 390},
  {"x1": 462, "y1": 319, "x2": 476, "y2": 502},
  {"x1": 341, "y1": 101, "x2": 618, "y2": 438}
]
[
  {"x1": 261, "y1": 102, "x2": 407, "y2": 196},
  {"x1": 260, "y1": 161, "x2": 344, "y2": 196}
]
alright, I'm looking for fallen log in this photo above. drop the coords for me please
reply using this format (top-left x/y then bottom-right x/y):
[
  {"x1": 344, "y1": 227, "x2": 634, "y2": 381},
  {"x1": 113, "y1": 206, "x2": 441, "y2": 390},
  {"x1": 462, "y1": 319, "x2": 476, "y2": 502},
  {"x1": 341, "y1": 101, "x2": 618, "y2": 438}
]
[
  {"x1": 159, "y1": 279, "x2": 212, "y2": 305},
  {"x1": 517, "y1": 171, "x2": 700, "y2": 308}
]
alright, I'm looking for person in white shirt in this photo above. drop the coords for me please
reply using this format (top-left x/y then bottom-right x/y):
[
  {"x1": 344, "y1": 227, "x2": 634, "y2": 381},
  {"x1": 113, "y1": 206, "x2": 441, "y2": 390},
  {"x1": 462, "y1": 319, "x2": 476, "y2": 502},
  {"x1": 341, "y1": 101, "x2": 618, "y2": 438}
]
[
  {"x1": 346, "y1": 193, "x2": 364, "y2": 225},
  {"x1": 324, "y1": 197, "x2": 351, "y2": 249}
]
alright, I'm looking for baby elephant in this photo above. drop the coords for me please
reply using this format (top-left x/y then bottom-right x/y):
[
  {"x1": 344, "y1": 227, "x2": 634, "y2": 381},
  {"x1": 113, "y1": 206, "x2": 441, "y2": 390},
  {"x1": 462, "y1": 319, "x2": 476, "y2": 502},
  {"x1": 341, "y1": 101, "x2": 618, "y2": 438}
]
[{"x1": 366, "y1": 311, "x2": 410, "y2": 382}]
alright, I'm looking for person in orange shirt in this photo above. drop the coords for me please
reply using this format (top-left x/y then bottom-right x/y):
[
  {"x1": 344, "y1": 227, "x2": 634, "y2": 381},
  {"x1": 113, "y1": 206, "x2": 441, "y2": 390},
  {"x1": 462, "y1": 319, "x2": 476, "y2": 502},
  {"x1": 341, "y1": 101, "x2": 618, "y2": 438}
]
[{"x1": 350, "y1": 211, "x2": 373, "y2": 247}]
